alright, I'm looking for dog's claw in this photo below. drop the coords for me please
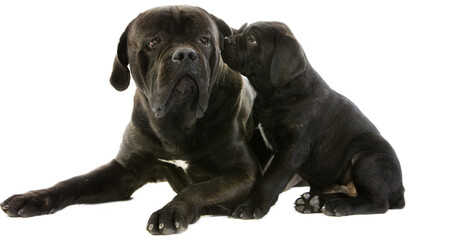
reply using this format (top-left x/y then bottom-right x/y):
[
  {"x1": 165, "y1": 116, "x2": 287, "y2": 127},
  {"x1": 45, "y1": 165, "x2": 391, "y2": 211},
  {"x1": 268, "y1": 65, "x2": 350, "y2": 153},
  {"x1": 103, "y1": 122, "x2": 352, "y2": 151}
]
[
  {"x1": 17, "y1": 209, "x2": 24, "y2": 216},
  {"x1": 147, "y1": 203, "x2": 191, "y2": 235}
]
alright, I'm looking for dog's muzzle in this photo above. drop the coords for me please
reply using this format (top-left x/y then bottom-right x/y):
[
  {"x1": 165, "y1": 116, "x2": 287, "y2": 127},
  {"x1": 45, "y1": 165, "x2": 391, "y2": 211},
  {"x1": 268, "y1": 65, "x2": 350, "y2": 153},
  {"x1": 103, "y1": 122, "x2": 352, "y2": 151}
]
[
  {"x1": 151, "y1": 47, "x2": 208, "y2": 119},
  {"x1": 222, "y1": 37, "x2": 246, "y2": 71}
]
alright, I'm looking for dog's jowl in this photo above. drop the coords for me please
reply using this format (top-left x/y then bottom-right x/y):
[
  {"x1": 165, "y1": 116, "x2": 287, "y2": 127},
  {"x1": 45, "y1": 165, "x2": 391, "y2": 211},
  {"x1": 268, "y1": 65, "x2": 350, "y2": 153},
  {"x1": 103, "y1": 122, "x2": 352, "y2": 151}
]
[
  {"x1": 222, "y1": 22, "x2": 405, "y2": 219},
  {"x1": 1, "y1": 6, "x2": 260, "y2": 235}
]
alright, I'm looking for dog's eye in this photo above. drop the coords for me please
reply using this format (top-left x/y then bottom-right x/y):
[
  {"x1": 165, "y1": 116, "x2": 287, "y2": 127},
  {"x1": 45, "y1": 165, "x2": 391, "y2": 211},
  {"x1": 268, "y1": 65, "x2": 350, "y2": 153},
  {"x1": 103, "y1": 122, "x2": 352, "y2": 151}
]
[
  {"x1": 198, "y1": 37, "x2": 210, "y2": 47},
  {"x1": 247, "y1": 35, "x2": 257, "y2": 44},
  {"x1": 148, "y1": 37, "x2": 161, "y2": 48}
]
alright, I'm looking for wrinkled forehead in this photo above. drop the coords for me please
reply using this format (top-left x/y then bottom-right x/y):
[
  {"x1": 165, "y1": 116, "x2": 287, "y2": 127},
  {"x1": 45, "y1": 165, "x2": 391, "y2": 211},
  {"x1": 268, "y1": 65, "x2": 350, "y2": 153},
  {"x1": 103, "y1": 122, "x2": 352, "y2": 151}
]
[
  {"x1": 243, "y1": 22, "x2": 291, "y2": 38},
  {"x1": 233, "y1": 23, "x2": 268, "y2": 40},
  {"x1": 130, "y1": 6, "x2": 216, "y2": 46}
]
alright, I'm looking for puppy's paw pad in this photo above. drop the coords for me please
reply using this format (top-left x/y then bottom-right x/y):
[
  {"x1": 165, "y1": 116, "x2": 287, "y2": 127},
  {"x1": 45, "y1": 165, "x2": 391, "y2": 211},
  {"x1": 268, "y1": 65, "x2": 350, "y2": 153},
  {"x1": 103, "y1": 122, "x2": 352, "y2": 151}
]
[{"x1": 294, "y1": 192, "x2": 321, "y2": 213}]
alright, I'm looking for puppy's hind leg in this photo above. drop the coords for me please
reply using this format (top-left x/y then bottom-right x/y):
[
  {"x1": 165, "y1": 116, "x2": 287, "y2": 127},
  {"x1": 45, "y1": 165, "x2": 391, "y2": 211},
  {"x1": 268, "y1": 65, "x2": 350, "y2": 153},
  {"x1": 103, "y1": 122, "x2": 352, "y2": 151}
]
[{"x1": 321, "y1": 152, "x2": 405, "y2": 216}]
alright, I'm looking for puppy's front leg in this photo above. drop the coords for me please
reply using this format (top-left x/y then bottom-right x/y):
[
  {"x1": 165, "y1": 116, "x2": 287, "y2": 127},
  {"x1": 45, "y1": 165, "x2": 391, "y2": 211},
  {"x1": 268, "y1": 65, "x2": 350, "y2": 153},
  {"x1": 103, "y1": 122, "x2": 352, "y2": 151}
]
[
  {"x1": 232, "y1": 145, "x2": 308, "y2": 219},
  {"x1": 1, "y1": 160, "x2": 148, "y2": 217}
]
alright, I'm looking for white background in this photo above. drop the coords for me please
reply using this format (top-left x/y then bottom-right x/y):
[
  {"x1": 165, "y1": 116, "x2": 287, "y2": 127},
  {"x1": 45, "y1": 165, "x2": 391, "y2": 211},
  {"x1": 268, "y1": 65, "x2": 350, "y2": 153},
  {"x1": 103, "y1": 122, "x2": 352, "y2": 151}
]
[{"x1": 1, "y1": 0, "x2": 453, "y2": 239}]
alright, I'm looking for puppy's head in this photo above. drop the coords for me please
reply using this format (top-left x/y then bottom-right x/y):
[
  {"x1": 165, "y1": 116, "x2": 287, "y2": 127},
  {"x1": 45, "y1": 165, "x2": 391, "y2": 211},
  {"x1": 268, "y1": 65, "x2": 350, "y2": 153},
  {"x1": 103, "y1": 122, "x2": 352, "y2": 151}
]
[
  {"x1": 222, "y1": 22, "x2": 307, "y2": 90},
  {"x1": 110, "y1": 6, "x2": 231, "y2": 119}
]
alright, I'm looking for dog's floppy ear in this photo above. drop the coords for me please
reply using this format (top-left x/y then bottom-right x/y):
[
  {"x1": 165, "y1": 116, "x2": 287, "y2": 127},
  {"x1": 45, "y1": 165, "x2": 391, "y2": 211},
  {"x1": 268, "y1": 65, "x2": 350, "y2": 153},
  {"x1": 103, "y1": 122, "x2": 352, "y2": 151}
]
[
  {"x1": 209, "y1": 14, "x2": 232, "y2": 50},
  {"x1": 110, "y1": 23, "x2": 131, "y2": 91},
  {"x1": 270, "y1": 35, "x2": 306, "y2": 87}
]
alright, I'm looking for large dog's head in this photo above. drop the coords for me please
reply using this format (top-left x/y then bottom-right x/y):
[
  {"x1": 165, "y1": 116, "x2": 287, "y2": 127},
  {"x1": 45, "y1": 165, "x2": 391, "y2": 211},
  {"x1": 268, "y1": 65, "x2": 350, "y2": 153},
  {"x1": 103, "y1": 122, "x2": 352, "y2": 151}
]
[
  {"x1": 110, "y1": 6, "x2": 231, "y2": 119},
  {"x1": 222, "y1": 22, "x2": 308, "y2": 91}
]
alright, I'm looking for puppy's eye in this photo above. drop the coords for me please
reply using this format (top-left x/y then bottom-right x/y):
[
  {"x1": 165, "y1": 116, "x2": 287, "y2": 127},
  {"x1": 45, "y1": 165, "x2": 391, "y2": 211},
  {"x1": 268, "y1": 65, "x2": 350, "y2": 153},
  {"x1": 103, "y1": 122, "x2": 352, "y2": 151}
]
[
  {"x1": 148, "y1": 37, "x2": 161, "y2": 48},
  {"x1": 247, "y1": 35, "x2": 257, "y2": 44},
  {"x1": 198, "y1": 37, "x2": 210, "y2": 47}
]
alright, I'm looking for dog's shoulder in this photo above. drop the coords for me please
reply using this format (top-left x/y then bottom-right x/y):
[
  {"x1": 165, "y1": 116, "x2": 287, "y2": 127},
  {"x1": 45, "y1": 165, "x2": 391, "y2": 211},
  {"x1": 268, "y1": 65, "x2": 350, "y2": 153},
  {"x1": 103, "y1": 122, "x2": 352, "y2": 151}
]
[
  {"x1": 205, "y1": 66, "x2": 254, "y2": 125},
  {"x1": 225, "y1": 67, "x2": 255, "y2": 112}
]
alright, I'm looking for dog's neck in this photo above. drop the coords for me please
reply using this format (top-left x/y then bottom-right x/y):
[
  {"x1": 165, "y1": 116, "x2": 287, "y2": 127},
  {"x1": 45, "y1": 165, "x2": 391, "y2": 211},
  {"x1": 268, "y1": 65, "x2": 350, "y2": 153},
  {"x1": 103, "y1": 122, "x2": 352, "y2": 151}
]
[{"x1": 133, "y1": 90, "x2": 198, "y2": 135}]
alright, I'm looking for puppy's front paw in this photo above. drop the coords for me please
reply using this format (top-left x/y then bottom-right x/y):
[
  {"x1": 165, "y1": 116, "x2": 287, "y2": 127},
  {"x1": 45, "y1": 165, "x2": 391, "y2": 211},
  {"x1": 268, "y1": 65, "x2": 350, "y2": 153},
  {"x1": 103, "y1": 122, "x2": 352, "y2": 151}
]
[
  {"x1": 1, "y1": 190, "x2": 55, "y2": 217},
  {"x1": 147, "y1": 202, "x2": 197, "y2": 235},
  {"x1": 322, "y1": 199, "x2": 351, "y2": 217},
  {"x1": 294, "y1": 192, "x2": 321, "y2": 214},
  {"x1": 232, "y1": 198, "x2": 270, "y2": 220}
]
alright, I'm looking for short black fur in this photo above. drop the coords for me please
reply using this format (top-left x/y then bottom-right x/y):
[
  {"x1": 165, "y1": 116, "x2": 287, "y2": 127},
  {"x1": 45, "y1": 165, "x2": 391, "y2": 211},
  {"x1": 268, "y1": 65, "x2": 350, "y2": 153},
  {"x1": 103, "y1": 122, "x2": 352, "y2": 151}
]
[{"x1": 222, "y1": 21, "x2": 405, "y2": 219}]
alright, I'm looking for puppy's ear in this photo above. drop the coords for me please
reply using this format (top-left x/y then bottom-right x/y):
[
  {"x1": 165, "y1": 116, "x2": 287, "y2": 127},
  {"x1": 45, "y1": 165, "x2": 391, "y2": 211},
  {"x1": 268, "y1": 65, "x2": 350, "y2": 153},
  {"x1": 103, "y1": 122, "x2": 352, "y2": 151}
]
[
  {"x1": 238, "y1": 23, "x2": 248, "y2": 33},
  {"x1": 231, "y1": 23, "x2": 247, "y2": 35},
  {"x1": 110, "y1": 23, "x2": 131, "y2": 91},
  {"x1": 210, "y1": 14, "x2": 232, "y2": 50},
  {"x1": 270, "y1": 35, "x2": 306, "y2": 87}
]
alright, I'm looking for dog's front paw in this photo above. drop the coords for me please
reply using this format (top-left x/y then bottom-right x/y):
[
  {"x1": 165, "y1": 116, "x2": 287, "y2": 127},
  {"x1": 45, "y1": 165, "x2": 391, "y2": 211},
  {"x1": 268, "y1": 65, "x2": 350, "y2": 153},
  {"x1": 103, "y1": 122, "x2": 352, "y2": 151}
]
[
  {"x1": 147, "y1": 201, "x2": 198, "y2": 235},
  {"x1": 1, "y1": 190, "x2": 55, "y2": 217},
  {"x1": 294, "y1": 192, "x2": 321, "y2": 214},
  {"x1": 322, "y1": 199, "x2": 352, "y2": 217},
  {"x1": 232, "y1": 198, "x2": 270, "y2": 220}
]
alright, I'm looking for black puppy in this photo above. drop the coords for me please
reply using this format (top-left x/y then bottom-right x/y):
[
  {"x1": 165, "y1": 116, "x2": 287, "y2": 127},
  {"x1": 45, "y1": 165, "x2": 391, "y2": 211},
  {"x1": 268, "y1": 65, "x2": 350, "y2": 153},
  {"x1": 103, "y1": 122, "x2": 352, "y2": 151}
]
[
  {"x1": 1, "y1": 6, "x2": 260, "y2": 235},
  {"x1": 222, "y1": 22, "x2": 405, "y2": 218}
]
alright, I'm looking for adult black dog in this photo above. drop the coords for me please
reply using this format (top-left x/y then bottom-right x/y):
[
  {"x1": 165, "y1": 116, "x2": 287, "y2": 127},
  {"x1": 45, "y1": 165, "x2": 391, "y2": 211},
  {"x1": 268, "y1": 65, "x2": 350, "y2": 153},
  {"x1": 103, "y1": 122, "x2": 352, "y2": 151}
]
[
  {"x1": 1, "y1": 6, "x2": 260, "y2": 235},
  {"x1": 222, "y1": 22, "x2": 405, "y2": 219}
]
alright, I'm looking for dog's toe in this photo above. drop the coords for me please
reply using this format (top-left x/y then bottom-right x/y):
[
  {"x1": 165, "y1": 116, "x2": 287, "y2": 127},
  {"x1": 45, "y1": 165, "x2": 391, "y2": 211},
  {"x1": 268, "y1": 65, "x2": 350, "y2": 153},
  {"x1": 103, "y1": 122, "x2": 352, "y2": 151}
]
[
  {"x1": 322, "y1": 199, "x2": 350, "y2": 217},
  {"x1": 147, "y1": 203, "x2": 192, "y2": 235},
  {"x1": 232, "y1": 205, "x2": 255, "y2": 219},
  {"x1": 232, "y1": 198, "x2": 270, "y2": 220},
  {"x1": 1, "y1": 191, "x2": 55, "y2": 217}
]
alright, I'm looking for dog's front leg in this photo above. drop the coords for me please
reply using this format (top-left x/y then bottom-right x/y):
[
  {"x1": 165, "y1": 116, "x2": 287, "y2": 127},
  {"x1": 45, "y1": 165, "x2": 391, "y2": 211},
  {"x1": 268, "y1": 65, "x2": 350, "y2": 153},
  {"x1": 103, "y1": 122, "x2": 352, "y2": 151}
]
[
  {"x1": 147, "y1": 170, "x2": 255, "y2": 234},
  {"x1": 146, "y1": 144, "x2": 258, "y2": 235},
  {"x1": 232, "y1": 144, "x2": 308, "y2": 219},
  {"x1": 1, "y1": 160, "x2": 148, "y2": 217}
]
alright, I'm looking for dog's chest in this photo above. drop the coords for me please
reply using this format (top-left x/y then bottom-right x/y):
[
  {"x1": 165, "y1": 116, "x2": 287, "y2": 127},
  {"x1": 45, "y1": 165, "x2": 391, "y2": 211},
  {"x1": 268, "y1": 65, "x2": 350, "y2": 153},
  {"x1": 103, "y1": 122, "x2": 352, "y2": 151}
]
[{"x1": 157, "y1": 158, "x2": 190, "y2": 171}]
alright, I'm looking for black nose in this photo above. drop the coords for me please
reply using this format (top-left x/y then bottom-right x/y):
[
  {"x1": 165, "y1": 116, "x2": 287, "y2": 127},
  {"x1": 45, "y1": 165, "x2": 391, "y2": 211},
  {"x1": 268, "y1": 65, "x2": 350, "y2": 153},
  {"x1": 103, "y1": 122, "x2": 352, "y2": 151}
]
[{"x1": 172, "y1": 48, "x2": 198, "y2": 62}]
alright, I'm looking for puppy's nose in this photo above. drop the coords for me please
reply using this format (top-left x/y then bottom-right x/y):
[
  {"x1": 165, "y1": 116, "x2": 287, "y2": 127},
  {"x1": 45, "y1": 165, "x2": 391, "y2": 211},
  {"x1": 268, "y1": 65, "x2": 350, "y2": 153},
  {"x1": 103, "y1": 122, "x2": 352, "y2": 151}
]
[{"x1": 172, "y1": 48, "x2": 198, "y2": 62}]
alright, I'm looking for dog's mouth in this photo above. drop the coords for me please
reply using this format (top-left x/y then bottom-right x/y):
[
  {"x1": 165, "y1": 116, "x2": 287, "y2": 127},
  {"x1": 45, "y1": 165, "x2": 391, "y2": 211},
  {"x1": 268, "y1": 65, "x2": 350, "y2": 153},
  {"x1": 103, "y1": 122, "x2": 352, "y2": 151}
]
[
  {"x1": 172, "y1": 75, "x2": 197, "y2": 97},
  {"x1": 152, "y1": 75, "x2": 200, "y2": 119}
]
